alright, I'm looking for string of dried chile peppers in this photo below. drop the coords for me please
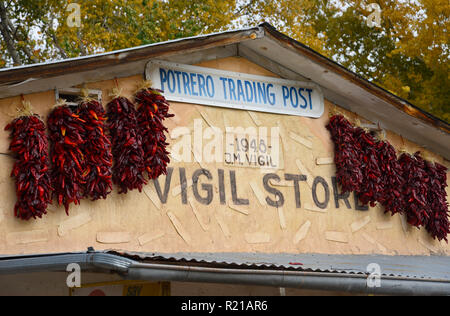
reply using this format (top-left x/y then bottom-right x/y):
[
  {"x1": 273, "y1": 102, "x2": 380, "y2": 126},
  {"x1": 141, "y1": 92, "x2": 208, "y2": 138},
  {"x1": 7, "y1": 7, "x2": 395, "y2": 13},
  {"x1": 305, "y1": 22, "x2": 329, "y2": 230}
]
[
  {"x1": 354, "y1": 128, "x2": 383, "y2": 207},
  {"x1": 5, "y1": 114, "x2": 53, "y2": 220},
  {"x1": 48, "y1": 104, "x2": 86, "y2": 214},
  {"x1": 326, "y1": 115, "x2": 364, "y2": 193},
  {"x1": 424, "y1": 160, "x2": 449, "y2": 242},
  {"x1": 107, "y1": 96, "x2": 147, "y2": 193},
  {"x1": 78, "y1": 99, "x2": 113, "y2": 200},
  {"x1": 135, "y1": 87, "x2": 174, "y2": 179},
  {"x1": 327, "y1": 114, "x2": 449, "y2": 240},
  {"x1": 376, "y1": 140, "x2": 405, "y2": 216},
  {"x1": 398, "y1": 152, "x2": 430, "y2": 229}
]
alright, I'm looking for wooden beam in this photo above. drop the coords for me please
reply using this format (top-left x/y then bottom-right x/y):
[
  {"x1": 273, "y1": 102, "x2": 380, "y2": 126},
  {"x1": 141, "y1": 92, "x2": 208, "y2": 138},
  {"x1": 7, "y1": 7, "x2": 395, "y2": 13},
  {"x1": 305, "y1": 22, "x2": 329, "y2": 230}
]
[
  {"x1": 0, "y1": 28, "x2": 263, "y2": 85},
  {"x1": 238, "y1": 44, "x2": 310, "y2": 82}
]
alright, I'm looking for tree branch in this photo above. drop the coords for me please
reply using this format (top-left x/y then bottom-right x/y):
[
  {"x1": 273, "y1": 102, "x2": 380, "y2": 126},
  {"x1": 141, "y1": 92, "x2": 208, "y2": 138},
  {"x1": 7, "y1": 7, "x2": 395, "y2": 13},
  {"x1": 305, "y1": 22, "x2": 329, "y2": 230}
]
[
  {"x1": 232, "y1": 0, "x2": 257, "y2": 20},
  {"x1": 0, "y1": 1, "x2": 22, "y2": 65},
  {"x1": 41, "y1": 11, "x2": 68, "y2": 60},
  {"x1": 49, "y1": 30, "x2": 68, "y2": 59},
  {"x1": 77, "y1": 29, "x2": 87, "y2": 56},
  {"x1": 7, "y1": 20, "x2": 34, "y2": 61}
]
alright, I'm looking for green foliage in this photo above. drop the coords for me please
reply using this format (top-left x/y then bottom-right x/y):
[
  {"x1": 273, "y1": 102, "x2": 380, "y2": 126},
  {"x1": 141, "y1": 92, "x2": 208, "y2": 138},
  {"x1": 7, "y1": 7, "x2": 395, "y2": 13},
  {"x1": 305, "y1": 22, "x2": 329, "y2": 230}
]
[
  {"x1": 0, "y1": 0, "x2": 448, "y2": 123},
  {"x1": 235, "y1": 0, "x2": 449, "y2": 123}
]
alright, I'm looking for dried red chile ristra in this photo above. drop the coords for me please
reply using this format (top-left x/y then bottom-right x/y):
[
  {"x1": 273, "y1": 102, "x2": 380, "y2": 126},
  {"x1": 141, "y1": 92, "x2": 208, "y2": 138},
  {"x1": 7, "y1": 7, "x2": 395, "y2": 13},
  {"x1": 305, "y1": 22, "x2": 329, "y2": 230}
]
[
  {"x1": 424, "y1": 161, "x2": 449, "y2": 242},
  {"x1": 399, "y1": 152, "x2": 430, "y2": 228},
  {"x1": 48, "y1": 105, "x2": 86, "y2": 214},
  {"x1": 354, "y1": 128, "x2": 383, "y2": 207},
  {"x1": 327, "y1": 114, "x2": 449, "y2": 241},
  {"x1": 326, "y1": 115, "x2": 363, "y2": 193},
  {"x1": 78, "y1": 100, "x2": 113, "y2": 200},
  {"x1": 376, "y1": 140, "x2": 405, "y2": 215},
  {"x1": 107, "y1": 96, "x2": 146, "y2": 193},
  {"x1": 5, "y1": 115, "x2": 53, "y2": 220},
  {"x1": 135, "y1": 88, "x2": 174, "y2": 179}
]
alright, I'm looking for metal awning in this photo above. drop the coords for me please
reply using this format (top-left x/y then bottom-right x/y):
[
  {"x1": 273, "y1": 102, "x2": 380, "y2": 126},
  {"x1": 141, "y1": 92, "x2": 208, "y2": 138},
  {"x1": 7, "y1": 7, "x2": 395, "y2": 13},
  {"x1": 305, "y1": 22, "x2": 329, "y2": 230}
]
[{"x1": 1, "y1": 250, "x2": 449, "y2": 295}]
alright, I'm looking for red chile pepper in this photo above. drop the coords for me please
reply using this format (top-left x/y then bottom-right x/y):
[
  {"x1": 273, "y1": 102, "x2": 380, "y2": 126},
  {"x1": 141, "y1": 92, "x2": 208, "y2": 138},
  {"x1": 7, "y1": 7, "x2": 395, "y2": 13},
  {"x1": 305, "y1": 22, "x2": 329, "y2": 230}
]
[
  {"x1": 328, "y1": 115, "x2": 449, "y2": 241},
  {"x1": 399, "y1": 152, "x2": 431, "y2": 229},
  {"x1": 135, "y1": 88, "x2": 174, "y2": 179},
  {"x1": 78, "y1": 100, "x2": 113, "y2": 200},
  {"x1": 5, "y1": 115, "x2": 53, "y2": 220},
  {"x1": 354, "y1": 128, "x2": 383, "y2": 207},
  {"x1": 106, "y1": 96, "x2": 146, "y2": 193},
  {"x1": 326, "y1": 115, "x2": 364, "y2": 193},
  {"x1": 377, "y1": 140, "x2": 406, "y2": 215},
  {"x1": 424, "y1": 161, "x2": 449, "y2": 242},
  {"x1": 48, "y1": 104, "x2": 86, "y2": 214}
]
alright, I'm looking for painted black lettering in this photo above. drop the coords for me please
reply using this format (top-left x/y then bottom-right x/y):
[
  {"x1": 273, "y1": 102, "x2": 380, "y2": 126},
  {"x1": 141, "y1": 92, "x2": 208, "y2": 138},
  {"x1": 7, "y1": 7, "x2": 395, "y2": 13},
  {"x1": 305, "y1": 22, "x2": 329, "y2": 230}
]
[
  {"x1": 192, "y1": 169, "x2": 213, "y2": 205},
  {"x1": 218, "y1": 169, "x2": 226, "y2": 205},
  {"x1": 230, "y1": 170, "x2": 249, "y2": 205},
  {"x1": 269, "y1": 156, "x2": 277, "y2": 168},
  {"x1": 263, "y1": 173, "x2": 285, "y2": 207},
  {"x1": 312, "y1": 176, "x2": 330, "y2": 209},
  {"x1": 178, "y1": 167, "x2": 188, "y2": 204},
  {"x1": 153, "y1": 167, "x2": 173, "y2": 204},
  {"x1": 331, "y1": 176, "x2": 351, "y2": 209},
  {"x1": 284, "y1": 173, "x2": 306, "y2": 208},
  {"x1": 354, "y1": 192, "x2": 369, "y2": 211}
]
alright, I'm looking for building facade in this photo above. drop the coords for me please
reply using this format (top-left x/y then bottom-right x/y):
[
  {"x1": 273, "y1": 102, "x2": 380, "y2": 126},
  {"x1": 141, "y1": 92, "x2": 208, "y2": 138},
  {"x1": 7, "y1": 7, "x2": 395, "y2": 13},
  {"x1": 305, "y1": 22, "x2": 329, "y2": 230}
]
[{"x1": 0, "y1": 24, "x2": 449, "y2": 296}]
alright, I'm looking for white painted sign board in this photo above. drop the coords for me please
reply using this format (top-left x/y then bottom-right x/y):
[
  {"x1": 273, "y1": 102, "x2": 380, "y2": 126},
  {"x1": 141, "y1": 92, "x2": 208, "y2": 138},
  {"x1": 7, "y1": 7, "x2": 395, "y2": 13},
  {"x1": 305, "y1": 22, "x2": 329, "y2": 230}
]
[{"x1": 146, "y1": 60, "x2": 324, "y2": 118}]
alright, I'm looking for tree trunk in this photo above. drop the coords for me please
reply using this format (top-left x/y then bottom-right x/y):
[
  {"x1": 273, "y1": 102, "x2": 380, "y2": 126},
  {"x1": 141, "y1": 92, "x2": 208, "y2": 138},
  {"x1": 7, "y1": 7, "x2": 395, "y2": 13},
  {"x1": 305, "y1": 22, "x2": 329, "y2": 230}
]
[{"x1": 0, "y1": 1, "x2": 22, "y2": 66}]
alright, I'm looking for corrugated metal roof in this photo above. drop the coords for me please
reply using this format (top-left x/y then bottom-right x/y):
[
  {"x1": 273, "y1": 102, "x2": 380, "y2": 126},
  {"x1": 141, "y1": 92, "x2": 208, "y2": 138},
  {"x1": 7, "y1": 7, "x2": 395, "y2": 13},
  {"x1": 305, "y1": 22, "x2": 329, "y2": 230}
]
[
  {"x1": 1, "y1": 251, "x2": 448, "y2": 295},
  {"x1": 111, "y1": 251, "x2": 450, "y2": 281}
]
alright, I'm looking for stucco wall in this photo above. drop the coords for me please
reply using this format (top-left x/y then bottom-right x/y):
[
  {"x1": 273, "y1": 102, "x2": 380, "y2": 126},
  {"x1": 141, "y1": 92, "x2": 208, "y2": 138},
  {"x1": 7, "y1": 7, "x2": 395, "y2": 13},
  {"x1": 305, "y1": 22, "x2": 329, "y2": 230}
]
[{"x1": 0, "y1": 57, "x2": 448, "y2": 256}]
